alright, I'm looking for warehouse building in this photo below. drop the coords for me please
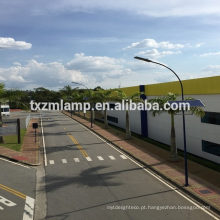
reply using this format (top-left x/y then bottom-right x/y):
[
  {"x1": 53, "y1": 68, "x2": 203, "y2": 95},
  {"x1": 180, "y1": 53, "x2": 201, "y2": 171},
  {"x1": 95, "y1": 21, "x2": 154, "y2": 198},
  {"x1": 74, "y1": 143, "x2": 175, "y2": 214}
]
[{"x1": 106, "y1": 75, "x2": 220, "y2": 164}]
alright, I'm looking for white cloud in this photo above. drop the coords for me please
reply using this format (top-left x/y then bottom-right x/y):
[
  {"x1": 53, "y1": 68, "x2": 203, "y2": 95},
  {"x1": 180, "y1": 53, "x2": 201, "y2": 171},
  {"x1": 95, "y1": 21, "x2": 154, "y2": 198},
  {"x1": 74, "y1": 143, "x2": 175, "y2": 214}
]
[
  {"x1": 0, "y1": 54, "x2": 132, "y2": 89},
  {"x1": 200, "y1": 51, "x2": 220, "y2": 57},
  {"x1": 0, "y1": 59, "x2": 86, "y2": 89},
  {"x1": 0, "y1": 37, "x2": 32, "y2": 50},
  {"x1": 135, "y1": 49, "x2": 181, "y2": 59},
  {"x1": 201, "y1": 65, "x2": 220, "y2": 73},
  {"x1": 124, "y1": 38, "x2": 184, "y2": 50},
  {"x1": 66, "y1": 53, "x2": 132, "y2": 82}
]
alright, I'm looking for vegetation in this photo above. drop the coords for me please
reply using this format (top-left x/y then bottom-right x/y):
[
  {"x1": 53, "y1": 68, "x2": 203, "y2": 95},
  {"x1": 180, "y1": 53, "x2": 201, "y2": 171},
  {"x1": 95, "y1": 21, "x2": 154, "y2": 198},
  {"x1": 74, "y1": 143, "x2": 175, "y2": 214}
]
[
  {"x1": 148, "y1": 92, "x2": 205, "y2": 161},
  {"x1": 0, "y1": 129, "x2": 27, "y2": 151}
]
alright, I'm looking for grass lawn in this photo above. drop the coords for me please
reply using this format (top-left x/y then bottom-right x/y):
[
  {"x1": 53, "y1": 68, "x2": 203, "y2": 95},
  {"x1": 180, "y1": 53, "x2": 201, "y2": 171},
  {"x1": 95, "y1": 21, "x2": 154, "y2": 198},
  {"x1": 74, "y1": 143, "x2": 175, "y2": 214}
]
[{"x1": 0, "y1": 129, "x2": 27, "y2": 151}]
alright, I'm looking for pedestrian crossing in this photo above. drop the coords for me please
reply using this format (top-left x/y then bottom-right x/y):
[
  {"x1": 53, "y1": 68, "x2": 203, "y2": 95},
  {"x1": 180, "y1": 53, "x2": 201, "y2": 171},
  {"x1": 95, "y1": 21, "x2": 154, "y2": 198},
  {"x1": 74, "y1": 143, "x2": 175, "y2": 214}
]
[{"x1": 48, "y1": 155, "x2": 127, "y2": 165}]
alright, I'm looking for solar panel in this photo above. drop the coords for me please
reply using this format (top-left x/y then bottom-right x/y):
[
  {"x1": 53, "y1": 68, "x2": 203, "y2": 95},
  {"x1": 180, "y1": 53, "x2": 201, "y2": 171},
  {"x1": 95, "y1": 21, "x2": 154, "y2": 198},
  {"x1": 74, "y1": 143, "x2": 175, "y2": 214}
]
[{"x1": 168, "y1": 100, "x2": 205, "y2": 107}]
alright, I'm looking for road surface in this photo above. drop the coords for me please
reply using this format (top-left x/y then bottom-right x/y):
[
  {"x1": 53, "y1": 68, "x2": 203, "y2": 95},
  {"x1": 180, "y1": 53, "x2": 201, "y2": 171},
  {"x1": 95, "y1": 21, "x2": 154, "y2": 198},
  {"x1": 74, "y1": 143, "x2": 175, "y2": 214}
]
[{"x1": 40, "y1": 111, "x2": 217, "y2": 220}]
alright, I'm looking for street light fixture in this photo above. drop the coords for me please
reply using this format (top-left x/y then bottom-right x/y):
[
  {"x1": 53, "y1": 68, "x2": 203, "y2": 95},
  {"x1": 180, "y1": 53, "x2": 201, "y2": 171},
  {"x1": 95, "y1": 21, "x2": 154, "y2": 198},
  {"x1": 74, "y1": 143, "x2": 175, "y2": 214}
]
[
  {"x1": 72, "y1": 82, "x2": 89, "y2": 90},
  {"x1": 72, "y1": 82, "x2": 93, "y2": 128},
  {"x1": 134, "y1": 56, "x2": 189, "y2": 187}
]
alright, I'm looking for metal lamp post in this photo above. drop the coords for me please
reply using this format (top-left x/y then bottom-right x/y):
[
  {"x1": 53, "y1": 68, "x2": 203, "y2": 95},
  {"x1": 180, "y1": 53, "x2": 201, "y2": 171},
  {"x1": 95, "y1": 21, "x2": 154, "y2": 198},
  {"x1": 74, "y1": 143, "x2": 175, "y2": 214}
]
[
  {"x1": 72, "y1": 82, "x2": 93, "y2": 128},
  {"x1": 134, "y1": 56, "x2": 189, "y2": 187}
]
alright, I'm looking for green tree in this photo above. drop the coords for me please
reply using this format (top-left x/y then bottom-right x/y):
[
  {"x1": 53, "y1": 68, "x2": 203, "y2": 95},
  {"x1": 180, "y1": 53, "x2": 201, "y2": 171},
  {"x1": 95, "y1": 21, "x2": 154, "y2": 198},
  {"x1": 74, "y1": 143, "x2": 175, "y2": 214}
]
[
  {"x1": 115, "y1": 90, "x2": 143, "y2": 139},
  {"x1": 92, "y1": 89, "x2": 119, "y2": 128},
  {"x1": 148, "y1": 92, "x2": 205, "y2": 161}
]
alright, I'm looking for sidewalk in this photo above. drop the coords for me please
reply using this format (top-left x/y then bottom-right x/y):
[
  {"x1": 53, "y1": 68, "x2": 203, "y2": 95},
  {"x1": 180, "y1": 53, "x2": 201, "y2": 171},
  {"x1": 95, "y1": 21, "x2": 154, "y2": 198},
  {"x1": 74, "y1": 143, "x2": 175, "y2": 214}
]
[
  {"x1": 0, "y1": 118, "x2": 40, "y2": 166},
  {"x1": 63, "y1": 111, "x2": 220, "y2": 214}
]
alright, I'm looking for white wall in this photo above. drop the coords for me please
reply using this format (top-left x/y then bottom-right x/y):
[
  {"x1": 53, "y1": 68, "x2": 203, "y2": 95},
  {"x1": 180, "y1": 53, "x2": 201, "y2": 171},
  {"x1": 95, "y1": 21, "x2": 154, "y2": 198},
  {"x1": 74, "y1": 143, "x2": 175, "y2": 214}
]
[{"x1": 147, "y1": 94, "x2": 220, "y2": 164}]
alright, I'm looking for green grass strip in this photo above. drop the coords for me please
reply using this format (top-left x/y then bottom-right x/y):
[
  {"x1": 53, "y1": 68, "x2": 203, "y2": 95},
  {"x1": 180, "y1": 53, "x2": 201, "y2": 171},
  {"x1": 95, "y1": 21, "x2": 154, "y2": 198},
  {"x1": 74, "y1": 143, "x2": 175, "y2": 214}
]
[{"x1": 0, "y1": 129, "x2": 27, "y2": 151}]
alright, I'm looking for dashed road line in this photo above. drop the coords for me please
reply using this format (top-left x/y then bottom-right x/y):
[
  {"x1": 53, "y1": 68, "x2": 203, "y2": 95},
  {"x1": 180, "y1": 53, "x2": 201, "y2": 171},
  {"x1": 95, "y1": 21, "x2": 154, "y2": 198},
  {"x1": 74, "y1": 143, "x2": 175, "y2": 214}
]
[
  {"x1": 74, "y1": 158, "x2": 80, "y2": 162},
  {"x1": 62, "y1": 159, "x2": 67, "y2": 164},
  {"x1": 49, "y1": 160, "x2": 54, "y2": 165},
  {"x1": 109, "y1": 156, "x2": 115, "y2": 160},
  {"x1": 120, "y1": 155, "x2": 127, "y2": 159},
  {"x1": 86, "y1": 157, "x2": 92, "y2": 161},
  {"x1": 97, "y1": 156, "x2": 104, "y2": 160}
]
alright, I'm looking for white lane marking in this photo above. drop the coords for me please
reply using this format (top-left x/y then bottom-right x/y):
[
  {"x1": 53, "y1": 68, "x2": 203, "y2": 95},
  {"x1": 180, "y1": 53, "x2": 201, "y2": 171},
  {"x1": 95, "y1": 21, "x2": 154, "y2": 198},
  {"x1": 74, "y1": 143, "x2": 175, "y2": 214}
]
[
  {"x1": 109, "y1": 156, "x2": 115, "y2": 160},
  {"x1": 97, "y1": 156, "x2": 104, "y2": 160},
  {"x1": 86, "y1": 157, "x2": 92, "y2": 161},
  {"x1": 62, "y1": 159, "x2": 67, "y2": 164},
  {"x1": 74, "y1": 158, "x2": 80, "y2": 162},
  {"x1": 23, "y1": 196, "x2": 35, "y2": 220},
  {"x1": 0, "y1": 157, "x2": 30, "y2": 169},
  {"x1": 71, "y1": 117, "x2": 218, "y2": 220},
  {"x1": 120, "y1": 155, "x2": 127, "y2": 159},
  {"x1": 0, "y1": 196, "x2": 16, "y2": 209},
  {"x1": 41, "y1": 112, "x2": 47, "y2": 167},
  {"x1": 49, "y1": 160, "x2": 54, "y2": 165}
]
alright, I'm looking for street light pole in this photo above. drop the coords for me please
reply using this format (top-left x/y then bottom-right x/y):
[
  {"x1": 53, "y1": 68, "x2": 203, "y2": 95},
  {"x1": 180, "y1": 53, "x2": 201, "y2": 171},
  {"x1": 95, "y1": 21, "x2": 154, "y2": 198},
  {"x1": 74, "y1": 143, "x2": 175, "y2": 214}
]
[
  {"x1": 134, "y1": 56, "x2": 189, "y2": 187},
  {"x1": 72, "y1": 82, "x2": 93, "y2": 128}
]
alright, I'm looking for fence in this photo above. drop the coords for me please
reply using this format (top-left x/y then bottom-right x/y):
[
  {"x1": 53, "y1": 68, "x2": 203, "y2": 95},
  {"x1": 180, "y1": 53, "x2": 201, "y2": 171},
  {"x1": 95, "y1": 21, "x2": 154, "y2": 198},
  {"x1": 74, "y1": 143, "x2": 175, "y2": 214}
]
[
  {"x1": 0, "y1": 125, "x2": 17, "y2": 136},
  {"x1": 25, "y1": 114, "x2": 31, "y2": 128}
]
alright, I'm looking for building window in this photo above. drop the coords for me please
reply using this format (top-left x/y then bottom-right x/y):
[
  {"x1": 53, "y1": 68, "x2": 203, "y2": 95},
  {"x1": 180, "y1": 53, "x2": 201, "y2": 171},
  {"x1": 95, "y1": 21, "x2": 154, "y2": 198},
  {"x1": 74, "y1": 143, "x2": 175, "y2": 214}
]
[
  {"x1": 201, "y1": 112, "x2": 220, "y2": 125},
  {"x1": 202, "y1": 140, "x2": 220, "y2": 157},
  {"x1": 107, "y1": 115, "x2": 118, "y2": 123}
]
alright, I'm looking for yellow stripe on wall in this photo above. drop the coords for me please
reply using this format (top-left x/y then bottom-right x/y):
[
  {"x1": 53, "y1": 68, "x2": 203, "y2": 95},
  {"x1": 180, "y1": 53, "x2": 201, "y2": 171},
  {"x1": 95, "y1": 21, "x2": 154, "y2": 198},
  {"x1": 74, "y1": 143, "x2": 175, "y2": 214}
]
[
  {"x1": 120, "y1": 86, "x2": 139, "y2": 96},
  {"x1": 145, "y1": 75, "x2": 220, "y2": 96}
]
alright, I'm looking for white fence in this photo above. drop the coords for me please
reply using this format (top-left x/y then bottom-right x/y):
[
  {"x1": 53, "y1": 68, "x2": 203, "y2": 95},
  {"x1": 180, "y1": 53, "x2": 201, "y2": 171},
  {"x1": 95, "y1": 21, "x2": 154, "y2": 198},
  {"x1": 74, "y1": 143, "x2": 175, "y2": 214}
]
[{"x1": 25, "y1": 114, "x2": 30, "y2": 128}]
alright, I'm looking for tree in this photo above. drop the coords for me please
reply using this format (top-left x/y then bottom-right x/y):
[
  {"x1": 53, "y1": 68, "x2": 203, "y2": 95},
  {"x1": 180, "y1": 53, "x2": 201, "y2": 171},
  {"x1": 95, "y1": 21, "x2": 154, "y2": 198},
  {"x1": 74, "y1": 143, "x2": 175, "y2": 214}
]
[
  {"x1": 148, "y1": 92, "x2": 205, "y2": 161},
  {"x1": 92, "y1": 89, "x2": 119, "y2": 128},
  {"x1": 114, "y1": 90, "x2": 143, "y2": 139}
]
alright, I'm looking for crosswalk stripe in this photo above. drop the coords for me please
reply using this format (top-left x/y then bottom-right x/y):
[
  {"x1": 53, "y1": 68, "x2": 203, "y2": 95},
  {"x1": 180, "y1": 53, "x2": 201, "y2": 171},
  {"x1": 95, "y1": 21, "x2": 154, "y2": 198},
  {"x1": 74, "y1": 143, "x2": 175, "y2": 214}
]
[
  {"x1": 120, "y1": 155, "x2": 127, "y2": 159},
  {"x1": 86, "y1": 157, "x2": 92, "y2": 161},
  {"x1": 62, "y1": 159, "x2": 67, "y2": 163},
  {"x1": 48, "y1": 155, "x2": 129, "y2": 165},
  {"x1": 49, "y1": 160, "x2": 54, "y2": 165},
  {"x1": 97, "y1": 156, "x2": 104, "y2": 160},
  {"x1": 74, "y1": 158, "x2": 80, "y2": 162}
]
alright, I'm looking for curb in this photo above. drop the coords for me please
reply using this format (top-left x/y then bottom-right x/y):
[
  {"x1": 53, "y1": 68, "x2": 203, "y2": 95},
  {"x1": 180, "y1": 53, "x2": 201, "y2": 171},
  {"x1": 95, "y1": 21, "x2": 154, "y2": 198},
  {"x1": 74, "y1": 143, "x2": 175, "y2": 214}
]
[
  {"x1": 62, "y1": 111, "x2": 220, "y2": 216},
  {"x1": 0, "y1": 154, "x2": 40, "y2": 166}
]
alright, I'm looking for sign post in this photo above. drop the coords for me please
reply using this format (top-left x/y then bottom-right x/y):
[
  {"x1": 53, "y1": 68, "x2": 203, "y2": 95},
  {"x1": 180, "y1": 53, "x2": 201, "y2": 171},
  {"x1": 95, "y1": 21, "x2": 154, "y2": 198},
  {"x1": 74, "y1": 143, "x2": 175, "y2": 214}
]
[
  {"x1": 17, "y1": 119, "x2": 21, "y2": 144},
  {"x1": 32, "y1": 123, "x2": 38, "y2": 143}
]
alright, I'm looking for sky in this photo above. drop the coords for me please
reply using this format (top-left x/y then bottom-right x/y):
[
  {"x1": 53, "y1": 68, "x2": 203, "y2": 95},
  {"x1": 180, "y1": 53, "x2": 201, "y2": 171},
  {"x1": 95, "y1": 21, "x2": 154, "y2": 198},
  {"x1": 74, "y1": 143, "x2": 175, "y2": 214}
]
[{"x1": 1, "y1": 0, "x2": 220, "y2": 90}]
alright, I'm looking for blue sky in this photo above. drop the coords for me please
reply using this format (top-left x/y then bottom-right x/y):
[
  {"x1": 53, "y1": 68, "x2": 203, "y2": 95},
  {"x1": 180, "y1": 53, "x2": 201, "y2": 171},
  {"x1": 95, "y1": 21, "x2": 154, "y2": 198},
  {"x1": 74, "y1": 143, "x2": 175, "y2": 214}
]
[{"x1": 1, "y1": 0, "x2": 220, "y2": 90}]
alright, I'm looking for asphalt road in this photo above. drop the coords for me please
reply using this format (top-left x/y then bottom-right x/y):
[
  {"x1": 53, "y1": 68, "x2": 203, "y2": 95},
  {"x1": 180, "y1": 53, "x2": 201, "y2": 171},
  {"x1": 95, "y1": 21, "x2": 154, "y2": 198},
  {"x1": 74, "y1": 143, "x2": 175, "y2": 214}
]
[
  {"x1": 41, "y1": 111, "x2": 217, "y2": 220},
  {"x1": 0, "y1": 158, "x2": 36, "y2": 220}
]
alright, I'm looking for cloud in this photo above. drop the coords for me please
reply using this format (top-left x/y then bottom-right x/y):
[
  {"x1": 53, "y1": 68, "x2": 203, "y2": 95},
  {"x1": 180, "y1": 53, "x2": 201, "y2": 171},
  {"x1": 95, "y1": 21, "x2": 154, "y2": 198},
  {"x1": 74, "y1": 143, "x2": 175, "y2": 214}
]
[
  {"x1": 124, "y1": 38, "x2": 184, "y2": 50},
  {"x1": 0, "y1": 59, "x2": 86, "y2": 89},
  {"x1": 0, "y1": 54, "x2": 132, "y2": 89},
  {"x1": 135, "y1": 49, "x2": 181, "y2": 59},
  {"x1": 201, "y1": 65, "x2": 220, "y2": 73},
  {"x1": 200, "y1": 51, "x2": 220, "y2": 57},
  {"x1": 0, "y1": 37, "x2": 32, "y2": 50},
  {"x1": 66, "y1": 53, "x2": 132, "y2": 82}
]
